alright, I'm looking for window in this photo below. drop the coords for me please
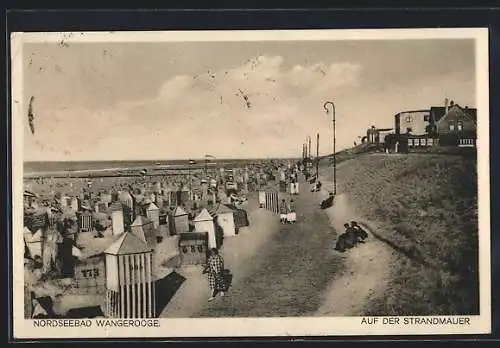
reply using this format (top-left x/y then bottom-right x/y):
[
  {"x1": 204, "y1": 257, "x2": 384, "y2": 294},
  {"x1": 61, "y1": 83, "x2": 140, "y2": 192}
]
[
  {"x1": 424, "y1": 115, "x2": 430, "y2": 122},
  {"x1": 406, "y1": 127, "x2": 412, "y2": 133},
  {"x1": 405, "y1": 115, "x2": 413, "y2": 123},
  {"x1": 449, "y1": 123, "x2": 455, "y2": 131},
  {"x1": 457, "y1": 122, "x2": 463, "y2": 131}
]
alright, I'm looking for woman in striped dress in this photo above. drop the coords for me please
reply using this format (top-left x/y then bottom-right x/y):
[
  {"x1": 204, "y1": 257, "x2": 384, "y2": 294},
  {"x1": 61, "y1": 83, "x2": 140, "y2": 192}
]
[{"x1": 206, "y1": 248, "x2": 226, "y2": 301}]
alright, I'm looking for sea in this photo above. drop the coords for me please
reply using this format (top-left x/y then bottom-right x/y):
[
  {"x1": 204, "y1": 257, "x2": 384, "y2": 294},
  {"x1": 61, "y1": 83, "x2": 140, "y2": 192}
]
[{"x1": 24, "y1": 158, "x2": 298, "y2": 174}]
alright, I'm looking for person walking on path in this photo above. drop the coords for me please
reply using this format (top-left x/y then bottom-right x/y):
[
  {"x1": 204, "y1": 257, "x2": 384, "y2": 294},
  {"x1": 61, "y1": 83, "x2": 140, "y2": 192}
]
[
  {"x1": 288, "y1": 199, "x2": 297, "y2": 224},
  {"x1": 205, "y1": 248, "x2": 226, "y2": 301},
  {"x1": 279, "y1": 198, "x2": 290, "y2": 224}
]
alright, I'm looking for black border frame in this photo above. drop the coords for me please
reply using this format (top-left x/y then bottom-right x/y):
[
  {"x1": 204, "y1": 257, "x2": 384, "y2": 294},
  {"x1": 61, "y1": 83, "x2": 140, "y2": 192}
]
[{"x1": 4, "y1": 5, "x2": 500, "y2": 344}]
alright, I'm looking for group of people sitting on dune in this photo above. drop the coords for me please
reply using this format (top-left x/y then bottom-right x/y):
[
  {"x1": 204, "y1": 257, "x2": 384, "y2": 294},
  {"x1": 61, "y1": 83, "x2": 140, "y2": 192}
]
[{"x1": 335, "y1": 221, "x2": 369, "y2": 252}]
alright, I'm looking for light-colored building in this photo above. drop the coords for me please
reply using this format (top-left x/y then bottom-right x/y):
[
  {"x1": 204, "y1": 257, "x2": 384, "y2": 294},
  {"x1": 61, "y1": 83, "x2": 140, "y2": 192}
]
[
  {"x1": 171, "y1": 206, "x2": 189, "y2": 235},
  {"x1": 193, "y1": 208, "x2": 217, "y2": 249},
  {"x1": 178, "y1": 232, "x2": 208, "y2": 266},
  {"x1": 111, "y1": 209, "x2": 125, "y2": 236},
  {"x1": 24, "y1": 227, "x2": 43, "y2": 259},
  {"x1": 104, "y1": 233, "x2": 155, "y2": 318},
  {"x1": 394, "y1": 110, "x2": 431, "y2": 136},
  {"x1": 146, "y1": 202, "x2": 160, "y2": 229},
  {"x1": 131, "y1": 216, "x2": 157, "y2": 250},
  {"x1": 212, "y1": 204, "x2": 236, "y2": 237}
]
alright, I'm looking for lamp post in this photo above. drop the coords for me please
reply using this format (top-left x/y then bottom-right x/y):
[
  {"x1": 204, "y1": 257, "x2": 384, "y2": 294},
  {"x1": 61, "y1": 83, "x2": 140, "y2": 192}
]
[
  {"x1": 316, "y1": 133, "x2": 320, "y2": 178},
  {"x1": 188, "y1": 163, "x2": 191, "y2": 195},
  {"x1": 323, "y1": 101, "x2": 336, "y2": 195},
  {"x1": 306, "y1": 135, "x2": 312, "y2": 160}
]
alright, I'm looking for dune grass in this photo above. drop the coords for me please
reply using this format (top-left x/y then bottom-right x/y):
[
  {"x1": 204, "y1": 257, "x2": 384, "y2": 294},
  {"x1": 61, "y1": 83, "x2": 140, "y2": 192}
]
[{"x1": 324, "y1": 152, "x2": 479, "y2": 315}]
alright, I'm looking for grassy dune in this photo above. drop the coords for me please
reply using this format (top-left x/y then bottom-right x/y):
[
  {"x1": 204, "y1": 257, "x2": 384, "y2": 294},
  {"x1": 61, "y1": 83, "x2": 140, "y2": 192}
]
[{"x1": 326, "y1": 152, "x2": 479, "y2": 315}]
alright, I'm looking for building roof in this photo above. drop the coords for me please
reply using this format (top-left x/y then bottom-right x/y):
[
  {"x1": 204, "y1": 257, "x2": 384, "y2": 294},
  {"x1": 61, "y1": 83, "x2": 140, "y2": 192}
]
[
  {"x1": 395, "y1": 109, "x2": 429, "y2": 117},
  {"x1": 131, "y1": 215, "x2": 153, "y2": 227},
  {"x1": 24, "y1": 190, "x2": 37, "y2": 198},
  {"x1": 24, "y1": 227, "x2": 43, "y2": 242},
  {"x1": 119, "y1": 191, "x2": 133, "y2": 204},
  {"x1": 462, "y1": 106, "x2": 477, "y2": 121},
  {"x1": 79, "y1": 209, "x2": 92, "y2": 216},
  {"x1": 223, "y1": 203, "x2": 239, "y2": 211},
  {"x1": 437, "y1": 104, "x2": 477, "y2": 125},
  {"x1": 215, "y1": 203, "x2": 234, "y2": 214},
  {"x1": 430, "y1": 106, "x2": 447, "y2": 122},
  {"x1": 194, "y1": 208, "x2": 213, "y2": 222},
  {"x1": 178, "y1": 231, "x2": 208, "y2": 242},
  {"x1": 147, "y1": 202, "x2": 159, "y2": 211},
  {"x1": 104, "y1": 232, "x2": 151, "y2": 255},
  {"x1": 173, "y1": 206, "x2": 188, "y2": 216}
]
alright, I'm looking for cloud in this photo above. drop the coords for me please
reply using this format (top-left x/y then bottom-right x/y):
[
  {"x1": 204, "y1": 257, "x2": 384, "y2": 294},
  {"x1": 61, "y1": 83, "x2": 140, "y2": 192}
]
[{"x1": 24, "y1": 55, "x2": 363, "y2": 161}]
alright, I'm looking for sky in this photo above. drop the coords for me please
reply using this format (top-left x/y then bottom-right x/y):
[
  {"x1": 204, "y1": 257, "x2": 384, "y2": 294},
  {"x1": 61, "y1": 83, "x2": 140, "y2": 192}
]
[{"x1": 21, "y1": 38, "x2": 476, "y2": 161}]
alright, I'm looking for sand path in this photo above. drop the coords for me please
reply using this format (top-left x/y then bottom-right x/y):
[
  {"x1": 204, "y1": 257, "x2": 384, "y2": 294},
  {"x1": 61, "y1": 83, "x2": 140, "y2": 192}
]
[
  {"x1": 193, "y1": 177, "x2": 345, "y2": 317},
  {"x1": 315, "y1": 161, "x2": 394, "y2": 316},
  {"x1": 161, "y1": 161, "x2": 394, "y2": 317},
  {"x1": 160, "y1": 192, "x2": 281, "y2": 317},
  {"x1": 162, "y1": 176, "x2": 346, "y2": 317}
]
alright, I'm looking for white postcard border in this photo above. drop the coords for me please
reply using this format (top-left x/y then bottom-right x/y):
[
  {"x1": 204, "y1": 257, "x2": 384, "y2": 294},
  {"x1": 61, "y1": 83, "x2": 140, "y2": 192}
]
[{"x1": 11, "y1": 28, "x2": 491, "y2": 339}]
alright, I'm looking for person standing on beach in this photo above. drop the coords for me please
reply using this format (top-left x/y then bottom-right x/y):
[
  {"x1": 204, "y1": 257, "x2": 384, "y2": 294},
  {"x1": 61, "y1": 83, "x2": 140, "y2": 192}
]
[{"x1": 205, "y1": 248, "x2": 226, "y2": 301}]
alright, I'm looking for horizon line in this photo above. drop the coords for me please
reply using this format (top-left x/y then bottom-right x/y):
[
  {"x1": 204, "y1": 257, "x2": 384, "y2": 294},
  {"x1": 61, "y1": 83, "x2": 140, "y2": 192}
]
[{"x1": 23, "y1": 156, "x2": 308, "y2": 163}]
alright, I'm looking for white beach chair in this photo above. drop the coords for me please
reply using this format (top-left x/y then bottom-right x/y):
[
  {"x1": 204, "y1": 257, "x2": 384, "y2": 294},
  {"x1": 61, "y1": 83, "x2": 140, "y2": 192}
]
[
  {"x1": 287, "y1": 212, "x2": 297, "y2": 223},
  {"x1": 258, "y1": 191, "x2": 266, "y2": 208}
]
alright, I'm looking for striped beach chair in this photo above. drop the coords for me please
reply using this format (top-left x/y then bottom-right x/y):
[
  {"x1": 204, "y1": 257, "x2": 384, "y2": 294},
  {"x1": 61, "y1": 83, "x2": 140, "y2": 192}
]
[{"x1": 264, "y1": 190, "x2": 279, "y2": 215}]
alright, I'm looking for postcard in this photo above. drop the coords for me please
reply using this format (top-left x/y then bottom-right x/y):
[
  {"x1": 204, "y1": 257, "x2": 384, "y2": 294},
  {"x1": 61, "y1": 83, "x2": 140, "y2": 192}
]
[{"x1": 11, "y1": 28, "x2": 490, "y2": 338}]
